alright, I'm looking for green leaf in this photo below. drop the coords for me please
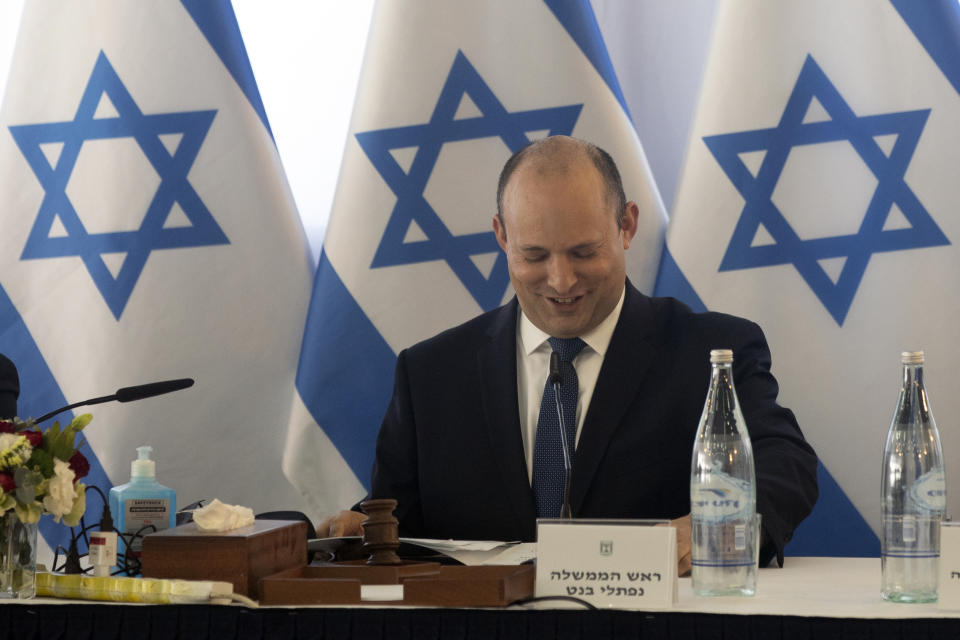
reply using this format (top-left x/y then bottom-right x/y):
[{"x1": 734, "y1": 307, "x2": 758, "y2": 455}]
[
  {"x1": 41, "y1": 423, "x2": 61, "y2": 453},
  {"x1": 13, "y1": 468, "x2": 40, "y2": 504},
  {"x1": 44, "y1": 413, "x2": 93, "y2": 461},
  {"x1": 46, "y1": 426, "x2": 74, "y2": 461},
  {"x1": 69, "y1": 414, "x2": 92, "y2": 432},
  {"x1": 44, "y1": 422, "x2": 61, "y2": 440},
  {"x1": 27, "y1": 448, "x2": 53, "y2": 478},
  {"x1": 14, "y1": 501, "x2": 41, "y2": 525}
]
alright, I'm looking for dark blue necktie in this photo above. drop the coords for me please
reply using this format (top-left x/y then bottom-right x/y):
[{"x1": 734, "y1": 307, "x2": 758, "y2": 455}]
[{"x1": 532, "y1": 337, "x2": 587, "y2": 518}]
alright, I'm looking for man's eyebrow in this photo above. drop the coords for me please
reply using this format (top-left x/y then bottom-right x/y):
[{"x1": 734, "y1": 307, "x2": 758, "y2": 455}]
[
  {"x1": 516, "y1": 240, "x2": 603, "y2": 253},
  {"x1": 569, "y1": 240, "x2": 603, "y2": 251}
]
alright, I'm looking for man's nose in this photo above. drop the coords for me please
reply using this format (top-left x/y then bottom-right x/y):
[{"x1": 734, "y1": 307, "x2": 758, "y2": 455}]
[{"x1": 546, "y1": 255, "x2": 577, "y2": 293}]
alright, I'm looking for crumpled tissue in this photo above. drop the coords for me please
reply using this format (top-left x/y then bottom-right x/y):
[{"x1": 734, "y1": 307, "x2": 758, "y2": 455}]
[{"x1": 191, "y1": 499, "x2": 255, "y2": 532}]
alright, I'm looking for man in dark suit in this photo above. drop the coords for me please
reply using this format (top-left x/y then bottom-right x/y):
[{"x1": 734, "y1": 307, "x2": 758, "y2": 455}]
[
  {"x1": 0, "y1": 354, "x2": 19, "y2": 419},
  {"x1": 321, "y1": 136, "x2": 818, "y2": 569}
]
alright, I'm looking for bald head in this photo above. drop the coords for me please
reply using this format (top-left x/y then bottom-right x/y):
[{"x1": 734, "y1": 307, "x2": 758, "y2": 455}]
[
  {"x1": 491, "y1": 136, "x2": 640, "y2": 338},
  {"x1": 496, "y1": 136, "x2": 627, "y2": 232}
]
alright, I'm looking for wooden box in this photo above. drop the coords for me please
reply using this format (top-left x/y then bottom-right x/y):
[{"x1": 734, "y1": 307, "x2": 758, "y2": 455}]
[
  {"x1": 141, "y1": 519, "x2": 306, "y2": 600},
  {"x1": 259, "y1": 563, "x2": 535, "y2": 607}
]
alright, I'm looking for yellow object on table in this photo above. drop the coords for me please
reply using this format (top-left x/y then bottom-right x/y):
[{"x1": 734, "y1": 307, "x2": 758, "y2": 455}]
[{"x1": 36, "y1": 571, "x2": 252, "y2": 605}]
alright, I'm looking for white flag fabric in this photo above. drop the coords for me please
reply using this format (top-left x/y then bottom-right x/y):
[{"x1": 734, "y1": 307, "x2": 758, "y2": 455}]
[
  {"x1": 284, "y1": 0, "x2": 667, "y2": 522},
  {"x1": 0, "y1": 0, "x2": 312, "y2": 557},
  {"x1": 658, "y1": 0, "x2": 960, "y2": 554}
]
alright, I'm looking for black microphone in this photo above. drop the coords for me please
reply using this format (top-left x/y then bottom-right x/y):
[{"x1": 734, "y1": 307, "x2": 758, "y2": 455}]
[
  {"x1": 549, "y1": 351, "x2": 574, "y2": 520},
  {"x1": 35, "y1": 378, "x2": 194, "y2": 423},
  {"x1": 115, "y1": 378, "x2": 194, "y2": 403},
  {"x1": 548, "y1": 351, "x2": 563, "y2": 385}
]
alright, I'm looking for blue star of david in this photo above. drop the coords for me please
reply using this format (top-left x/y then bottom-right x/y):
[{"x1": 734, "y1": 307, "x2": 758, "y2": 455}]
[
  {"x1": 703, "y1": 55, "x2": 948, "y2": 325},
  {"x1": 355, "y1": 51, "x2": 582, "y2": 311},
  {"x1": 8, "y1": 51, "x2": 228, "y2": 320}
]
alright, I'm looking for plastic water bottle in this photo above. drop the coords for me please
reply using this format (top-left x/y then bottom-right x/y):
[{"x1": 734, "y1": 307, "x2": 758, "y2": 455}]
[
  {"x1": 881, "y1": 351, "x2": 946, "y2": 603},
  {"x1": 690, "y1": 349, "x2": 758, "y2": 596}
]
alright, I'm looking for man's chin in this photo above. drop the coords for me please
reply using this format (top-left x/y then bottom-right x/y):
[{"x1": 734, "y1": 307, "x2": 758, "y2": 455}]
[{"x1": 538, "y1": 314, "x2": 588, "y2": 339}]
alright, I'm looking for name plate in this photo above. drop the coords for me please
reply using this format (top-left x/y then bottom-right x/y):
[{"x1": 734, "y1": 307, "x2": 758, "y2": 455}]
[
  {"x1": 938, "y1": 522, "x2": 960, "y2": 609},
  {"x1": 536, "y1": 519, "x2": 677, "y2": 609}
]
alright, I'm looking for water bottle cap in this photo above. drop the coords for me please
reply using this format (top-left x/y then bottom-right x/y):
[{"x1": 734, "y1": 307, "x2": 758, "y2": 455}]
[
  {"x1": 901, "y1": 351, "x2": 924, "y2": 365},
  {"x1": 710, "y1": 349, "x2": 733, "y2": 364}
]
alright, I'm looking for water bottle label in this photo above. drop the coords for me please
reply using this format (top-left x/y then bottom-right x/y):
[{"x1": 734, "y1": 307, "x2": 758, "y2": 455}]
[
  {"x1": 691, "y1": 472, "x2": 752, "y2": 522},
  {"x1": 902, "y1": 515, "x2": 916, "y2": 543},
  {"x1": 909, "y1": 469, "x2": 946, "y2": 512},
  {"x1": 734, "y1": 524, "x2": 746, "y2": 551}
]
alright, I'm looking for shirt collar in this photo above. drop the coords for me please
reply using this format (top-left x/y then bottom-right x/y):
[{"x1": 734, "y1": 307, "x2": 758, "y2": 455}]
[{"x1": 518, "y1": 286, "x2": 626, "y2": 357}]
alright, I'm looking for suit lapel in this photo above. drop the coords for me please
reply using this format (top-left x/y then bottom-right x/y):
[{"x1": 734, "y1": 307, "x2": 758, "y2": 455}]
[
  {"x1": 570, "y1": 283, "x2": 659, "y2": 513},
  {"x1": 477, "y1": 298, "x2": 538, "y2": 536}
]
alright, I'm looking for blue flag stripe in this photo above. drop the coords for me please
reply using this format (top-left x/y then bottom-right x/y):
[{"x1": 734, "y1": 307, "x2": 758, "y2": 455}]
[
  {"x1": 652, "y1": 246, "x2": 706, "y2": 312},
  {"x1": 0, "y1": 284, "x2": 112, "y2": 555},
  {"x1": 890, "y1": 0, "x2": 960, "y2": 99},
  {"x1": 544, "y1": 0, "x2": 633, "y2": 120},
  {"x1": 786, "y1": 462, "x2": 879, "y2": 556},
  {"x1": 295, "y1": 251, "x2": 396, "y2": 488},
  {"x1": 179, "y1": 0, "x2": 274, "y2": 139}
]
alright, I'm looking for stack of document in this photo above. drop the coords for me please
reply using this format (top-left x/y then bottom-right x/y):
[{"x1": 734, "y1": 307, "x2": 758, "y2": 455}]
[{"x1": 308, "y1": 537, "x2": 536, "y2": 565}]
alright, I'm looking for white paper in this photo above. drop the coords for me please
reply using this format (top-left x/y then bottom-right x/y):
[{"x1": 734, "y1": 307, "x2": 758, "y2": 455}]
[
  {"x1": 536, "y1": 519, "x2": 678, "y2": 609},
  {"x1": 938, "y1": 523, "x2": 960, "y2": 609}
]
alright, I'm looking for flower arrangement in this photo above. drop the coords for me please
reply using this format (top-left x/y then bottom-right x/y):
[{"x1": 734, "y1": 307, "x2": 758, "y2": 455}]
[{"x1": 0, "y1": 414, "x2": 91, "y2": 526}]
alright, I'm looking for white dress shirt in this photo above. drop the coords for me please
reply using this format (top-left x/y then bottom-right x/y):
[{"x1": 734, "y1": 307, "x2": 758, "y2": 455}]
[{"x1": 516, "y1": 287, "x2": 626, "y2": 484}]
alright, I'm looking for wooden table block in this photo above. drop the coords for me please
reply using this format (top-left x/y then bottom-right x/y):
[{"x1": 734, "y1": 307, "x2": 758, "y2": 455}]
[
  {"x1": 141, "y1": 519, "x2": 306, "y2": 600},
  {"x1": 259, "y1": 563, "x2": 535, "y2": 607}
]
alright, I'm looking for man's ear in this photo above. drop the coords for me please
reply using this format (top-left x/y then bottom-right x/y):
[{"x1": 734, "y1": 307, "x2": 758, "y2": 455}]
[
  {"x1": 493, "y1": 213, "x2": 508, "y2": 251},
  {"x1": 620, "y1": 201, "x2": 640, "y2": 249}
]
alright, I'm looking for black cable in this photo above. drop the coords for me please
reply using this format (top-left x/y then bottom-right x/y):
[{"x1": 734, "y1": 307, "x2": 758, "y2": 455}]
[
  {"x1": 52, "y1": 544, "x2": 68, "y2": 573},
  {"x1": 508, "y1": 595, "x2": 598, "y2": 610},
  {"x1": 63, "y1": 537, "x2": 82, "y2": 574},
  {"x1": 112, "y1": 524, "x2": 158, "y2": 576},
  {"x1": 84, "y1": 485, "x2": 113, "y2": 533}
]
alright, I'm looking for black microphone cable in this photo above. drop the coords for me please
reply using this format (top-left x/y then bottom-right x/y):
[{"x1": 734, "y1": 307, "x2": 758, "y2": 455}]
[{"x1": 549, "y1": 351, "x2": 574, "y2": 520}]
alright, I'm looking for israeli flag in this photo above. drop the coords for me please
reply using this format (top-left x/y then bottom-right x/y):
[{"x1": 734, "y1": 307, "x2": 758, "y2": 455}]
[
  {"x1": 658, "y1": 0, "x2": 960, "y2": 555},
  {"x1": 0, "y1": 1, "x2": 312, "y2": 558},
  {"x1": 283, "y1": 0, "x2": 667, "y2": 520}
]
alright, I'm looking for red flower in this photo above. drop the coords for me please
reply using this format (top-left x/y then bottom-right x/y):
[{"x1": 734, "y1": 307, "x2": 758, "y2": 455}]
[
  {"x1": 0, "y1": 421, "x2": 13, "y2": 434},
  {"x1": 0, "y1": 473, "x2": 15, "y2": 493},
  {"x1": 69, "y1": 451, "x2": 90, "y2": 481},
  {"x1": 22, "y1": 430, "x2": 43, "y2": 447}
]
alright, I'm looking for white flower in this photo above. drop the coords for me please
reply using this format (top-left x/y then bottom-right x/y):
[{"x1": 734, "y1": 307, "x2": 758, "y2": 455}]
[
  {"x1": 42, "y1": 458, "x2": 77, "y2": 521},
  {"x1": 0, "y1": 433, "x2": 21, "y2": 451}
]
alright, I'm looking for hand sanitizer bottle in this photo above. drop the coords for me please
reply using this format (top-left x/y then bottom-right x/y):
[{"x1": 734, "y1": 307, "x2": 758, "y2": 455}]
[{"x1": 109, "y1": 446, "x2": 177, "y2": 574}]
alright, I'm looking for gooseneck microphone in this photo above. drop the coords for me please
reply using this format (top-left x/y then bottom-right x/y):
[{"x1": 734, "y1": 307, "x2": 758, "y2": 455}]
[
  {"x1": 549, "y1": 351, "x2": 574, "y2": 520},
  {"x1": 35, "y1": 378, "x2": 194, "y2": 424}
]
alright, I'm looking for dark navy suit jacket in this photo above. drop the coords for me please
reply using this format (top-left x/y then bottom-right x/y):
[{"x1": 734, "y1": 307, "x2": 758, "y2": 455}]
[
  {"x1": 369, "y1": 281, "x2": 818, "y2": 564},
  {"x1": 0, "y1": 354, "x2": 19, "y2": 419}
]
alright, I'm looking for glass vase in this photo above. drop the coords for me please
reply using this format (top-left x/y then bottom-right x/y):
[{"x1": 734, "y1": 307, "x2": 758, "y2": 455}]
[{"x1": 0, "y1": 510, "x2": 37, "y2": 598}]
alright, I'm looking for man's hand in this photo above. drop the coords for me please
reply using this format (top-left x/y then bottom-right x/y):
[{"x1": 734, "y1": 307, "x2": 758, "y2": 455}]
[
  {"x1": 317, "y1": 510, "x2": 366, "y2": 537},
  {"x1": 671, "y1": 514, "x2": 691, "y2": 577}
]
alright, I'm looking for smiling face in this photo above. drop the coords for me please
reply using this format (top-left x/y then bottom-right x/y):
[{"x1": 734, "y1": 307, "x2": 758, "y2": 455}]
[{"x1": 493, "y1": 150, "x2": 638, "y2": 338}]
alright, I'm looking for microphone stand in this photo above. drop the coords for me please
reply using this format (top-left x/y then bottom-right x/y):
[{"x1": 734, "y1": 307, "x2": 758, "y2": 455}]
[
  {"x1": 549, "y1": 352, "x2": 573, "y2": 520},
  {"x1": 35, "y1": 378, "x2": 195, "y2": 424}
]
